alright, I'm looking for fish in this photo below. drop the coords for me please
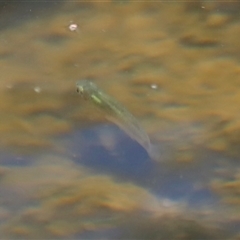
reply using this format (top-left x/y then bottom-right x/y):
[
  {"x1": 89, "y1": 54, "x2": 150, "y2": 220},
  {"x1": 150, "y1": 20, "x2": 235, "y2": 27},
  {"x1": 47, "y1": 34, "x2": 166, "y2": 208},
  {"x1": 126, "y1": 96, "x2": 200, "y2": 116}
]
[{"x1": 76, "y1": 80, "x2": 159, "y2": 159}]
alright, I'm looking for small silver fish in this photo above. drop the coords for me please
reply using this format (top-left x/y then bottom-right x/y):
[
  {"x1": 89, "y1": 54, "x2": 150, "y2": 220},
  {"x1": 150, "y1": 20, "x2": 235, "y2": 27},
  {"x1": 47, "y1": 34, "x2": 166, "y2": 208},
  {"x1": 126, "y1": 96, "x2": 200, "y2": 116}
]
[{"x1": 76, "y1": 80, "x2": 157, "y2": 158}]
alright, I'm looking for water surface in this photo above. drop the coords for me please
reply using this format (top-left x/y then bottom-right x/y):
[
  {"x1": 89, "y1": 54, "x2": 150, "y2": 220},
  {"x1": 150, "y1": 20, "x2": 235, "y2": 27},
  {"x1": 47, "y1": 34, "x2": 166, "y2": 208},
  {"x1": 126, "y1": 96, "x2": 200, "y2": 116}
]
[{"x1": 1, "y1": 1, "x2": 240, "y2": 239}]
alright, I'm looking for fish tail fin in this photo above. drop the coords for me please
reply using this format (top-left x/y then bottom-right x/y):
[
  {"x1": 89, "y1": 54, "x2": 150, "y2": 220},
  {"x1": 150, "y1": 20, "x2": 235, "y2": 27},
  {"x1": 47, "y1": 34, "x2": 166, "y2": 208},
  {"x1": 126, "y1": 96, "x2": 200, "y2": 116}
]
[{"x1": 148, "y1": 144, "x2": 161, "y2": 161}]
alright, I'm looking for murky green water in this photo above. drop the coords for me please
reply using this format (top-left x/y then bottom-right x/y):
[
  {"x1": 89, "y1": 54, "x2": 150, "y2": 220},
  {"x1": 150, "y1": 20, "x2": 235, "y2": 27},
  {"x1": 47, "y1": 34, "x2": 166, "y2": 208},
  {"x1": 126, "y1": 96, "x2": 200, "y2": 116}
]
[{"x1": 1, "y1": 1, "x2": 240, "y2": 239}]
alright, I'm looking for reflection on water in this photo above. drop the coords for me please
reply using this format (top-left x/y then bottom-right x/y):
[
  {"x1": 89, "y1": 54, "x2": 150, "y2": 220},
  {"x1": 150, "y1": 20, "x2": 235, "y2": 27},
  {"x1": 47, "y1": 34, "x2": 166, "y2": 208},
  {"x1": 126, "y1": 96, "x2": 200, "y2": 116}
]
[
  {"x1": 0, "y1": 123, "x2": 239, "y2": 239},
  {"x1": 1, "y1": 1, "x2": 240, "y2": 239}
]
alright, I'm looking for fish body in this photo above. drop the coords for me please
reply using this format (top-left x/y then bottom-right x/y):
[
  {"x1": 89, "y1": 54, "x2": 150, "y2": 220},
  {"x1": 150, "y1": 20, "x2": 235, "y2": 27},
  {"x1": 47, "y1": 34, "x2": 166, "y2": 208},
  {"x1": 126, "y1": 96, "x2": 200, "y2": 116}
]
[{"x1": 76, "y1": 80, "x2": 152, "y2": 154}]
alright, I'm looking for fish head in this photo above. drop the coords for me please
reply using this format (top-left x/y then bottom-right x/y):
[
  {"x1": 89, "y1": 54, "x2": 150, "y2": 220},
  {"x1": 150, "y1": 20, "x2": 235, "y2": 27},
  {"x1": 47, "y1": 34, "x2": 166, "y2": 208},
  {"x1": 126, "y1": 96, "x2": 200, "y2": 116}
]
[{"x1": 76, "y1": 80, "x2": 97, "y2": 101}]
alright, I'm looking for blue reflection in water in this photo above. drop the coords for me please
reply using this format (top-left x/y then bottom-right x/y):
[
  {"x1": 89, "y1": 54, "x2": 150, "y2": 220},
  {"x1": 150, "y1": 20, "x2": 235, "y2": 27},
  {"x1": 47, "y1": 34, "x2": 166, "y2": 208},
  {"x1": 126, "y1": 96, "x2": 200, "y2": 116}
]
[
  {"x1": 71, "y1": 124, "x2": 151, "y2": 181},
  {"x1": 70, "y1": 124, "x2": 219, "y2": 206},
  {"x1": 1, "y1": 123, "x2": 238, "y2": 237},
  {"x1": 0, "y1": 151, "x2": 32, "y2": 166}
]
